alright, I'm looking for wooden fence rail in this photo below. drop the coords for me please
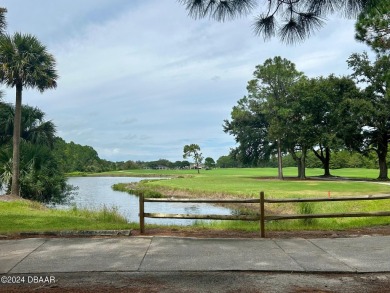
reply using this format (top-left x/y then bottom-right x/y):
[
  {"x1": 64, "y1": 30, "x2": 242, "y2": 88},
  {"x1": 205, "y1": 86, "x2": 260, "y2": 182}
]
[
  {"x1": 138, "y1": 194, "x2": 263, "y2": 234},
  {"x1": 139, "y1": 192, "x2": 390, "y2": 237}
]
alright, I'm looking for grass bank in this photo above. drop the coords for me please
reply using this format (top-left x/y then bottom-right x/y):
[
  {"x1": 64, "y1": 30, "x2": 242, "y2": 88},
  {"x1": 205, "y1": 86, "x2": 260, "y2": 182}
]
[{"x1": 0, "y1": 200, "x2": 136, "y2": 234}]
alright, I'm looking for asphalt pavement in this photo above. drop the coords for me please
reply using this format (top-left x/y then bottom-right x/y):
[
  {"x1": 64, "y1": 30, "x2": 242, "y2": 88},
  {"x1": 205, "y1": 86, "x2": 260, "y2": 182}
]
[{"x1": 1, "y1": 235, "x2": 390, "y2": 274}]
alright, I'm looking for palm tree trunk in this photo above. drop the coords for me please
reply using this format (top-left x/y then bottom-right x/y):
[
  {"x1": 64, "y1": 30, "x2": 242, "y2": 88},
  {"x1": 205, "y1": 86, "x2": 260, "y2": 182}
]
[{"x1": 10, "y1": 84, "x2": 22, "y2": 196}]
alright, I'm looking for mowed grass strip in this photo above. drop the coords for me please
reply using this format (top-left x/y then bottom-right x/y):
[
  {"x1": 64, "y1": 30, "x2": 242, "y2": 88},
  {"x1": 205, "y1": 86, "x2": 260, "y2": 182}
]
[
  {"x1": 0, "y1": 200, "x2": 135, "y2": 234},
  {"x1": 98, "y1": 167, "x2": 382, "y2": 179},
  {"x1": 131, "y1": 168, "x2": 390, "y2": 198}
]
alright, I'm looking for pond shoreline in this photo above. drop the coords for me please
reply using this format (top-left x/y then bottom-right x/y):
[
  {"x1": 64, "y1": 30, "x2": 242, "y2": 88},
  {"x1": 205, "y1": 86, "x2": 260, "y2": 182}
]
[
  {"x1": 61, "y1": 177, "x2": 236, "y2": 226},
  {"x1": 67, "y1": 172, "x2": 175, "y2": 178}
]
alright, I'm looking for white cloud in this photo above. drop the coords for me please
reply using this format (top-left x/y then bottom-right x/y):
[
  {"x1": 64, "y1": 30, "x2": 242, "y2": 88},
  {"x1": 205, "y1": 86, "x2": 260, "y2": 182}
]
[{"x1": 0, "y1": 0, "x2": 371, "y2": 162}]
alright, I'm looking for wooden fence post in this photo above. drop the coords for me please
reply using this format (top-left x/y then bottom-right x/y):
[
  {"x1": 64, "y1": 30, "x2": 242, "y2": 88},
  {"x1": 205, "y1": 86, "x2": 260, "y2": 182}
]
[
  {"x1": 139, "y1": 193, "x2": 145, "y2": 234},
  {"x1": 260, "y1": 191, "x2": 265, "y2": 238}
]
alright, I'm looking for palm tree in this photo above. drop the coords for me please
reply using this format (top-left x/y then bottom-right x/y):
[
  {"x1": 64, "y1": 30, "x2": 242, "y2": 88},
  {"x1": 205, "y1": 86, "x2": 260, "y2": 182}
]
[
  {"x1": 0, "y1": 33, "x2": 58, "y2": 196},
  {"x1": 179, "y1": 0, "x2": 373, "y2": 43},
  {"x1": 0, "y1": 102, "x2": 56, "y2": 147},
  {"x1": 0, "y1": 103, "x2": 72, "y2": 203},
  {"x1": 0, "y1": 103, "x2": 57, "y2": 195}
]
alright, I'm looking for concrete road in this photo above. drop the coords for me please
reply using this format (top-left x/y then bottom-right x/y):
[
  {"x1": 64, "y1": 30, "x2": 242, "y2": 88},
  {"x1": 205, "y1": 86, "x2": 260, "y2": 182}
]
[{"x1": 1, "y1": 235, "x2": 390, "y2": 274}]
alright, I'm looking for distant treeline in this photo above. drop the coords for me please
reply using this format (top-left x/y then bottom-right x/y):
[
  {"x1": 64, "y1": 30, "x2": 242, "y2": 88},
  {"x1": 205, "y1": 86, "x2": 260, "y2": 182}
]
[
  {"x1": 52, "y1": 138, "x2": 385, "y2": 173},
  {"x1": 53, "y1": 138, "x2": 192, "y2": 172},
  {"x1": 217, "y1": 152, "x2": 384, "y2": 169}
]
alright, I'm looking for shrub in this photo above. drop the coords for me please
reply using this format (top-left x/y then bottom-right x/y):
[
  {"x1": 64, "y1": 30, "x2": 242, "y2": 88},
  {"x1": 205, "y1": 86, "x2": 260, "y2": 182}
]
[{"x1": 298, "y1": 202, "x2": 317, "y2": 226}]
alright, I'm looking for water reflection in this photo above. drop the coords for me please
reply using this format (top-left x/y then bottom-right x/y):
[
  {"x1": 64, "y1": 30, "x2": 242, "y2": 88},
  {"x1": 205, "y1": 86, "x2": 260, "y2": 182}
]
[
  {"x1": 184, "y1": 206, "x2": 200, "y2": 213},
  {"x1": 60, "y1": 177, "x2": 233, "y2": 226}
]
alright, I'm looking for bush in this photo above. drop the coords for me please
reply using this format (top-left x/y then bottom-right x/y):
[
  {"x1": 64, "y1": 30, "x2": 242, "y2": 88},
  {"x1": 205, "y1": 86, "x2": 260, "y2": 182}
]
[
  {"x1": 298, "y1": 202, "x2": 317, "y2": 226},
  {"x1": 0, "y1": 143, "x2": 75, "y2": 204}
]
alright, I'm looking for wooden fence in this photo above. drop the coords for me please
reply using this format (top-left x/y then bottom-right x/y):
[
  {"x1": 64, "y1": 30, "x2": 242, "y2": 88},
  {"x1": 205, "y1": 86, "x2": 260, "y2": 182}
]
[{"x1": 139, "y1": 192, "x2": 390, "y2": 237}]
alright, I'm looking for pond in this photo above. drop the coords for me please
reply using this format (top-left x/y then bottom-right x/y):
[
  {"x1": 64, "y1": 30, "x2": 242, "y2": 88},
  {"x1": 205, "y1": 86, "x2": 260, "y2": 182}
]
[{"x1": 59, "y1": 177, "x2": 234, "y2": 226}]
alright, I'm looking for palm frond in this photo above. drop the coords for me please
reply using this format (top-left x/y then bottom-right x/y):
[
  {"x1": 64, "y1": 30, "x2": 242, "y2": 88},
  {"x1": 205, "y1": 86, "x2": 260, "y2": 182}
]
[
  {"x1": 0, "y1": 32, "x2": 58, "y2": 90},
  {"x1": 0, "y1": 103, "x2": 56, "y2": 147}
]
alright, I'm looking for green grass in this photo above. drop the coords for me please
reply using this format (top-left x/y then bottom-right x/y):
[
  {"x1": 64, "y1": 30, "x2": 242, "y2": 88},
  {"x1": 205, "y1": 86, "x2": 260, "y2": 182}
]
[
  {"x1": 109, "y1": 167, "x2": 390, "y2": 232},
  {"x1": 191, "y1": 216, "x2": 390, "y2": 233},
  {"x1": 0, "y1": 200, "x2": 136, "y2": 234},
  {"x1": 2, "y1": 167, "x2": 388, "y2": 235},
  {"x1": 93, "y1": 167, "x2": 382, "y2": 179},
  {"x1": 124, "y1": 167, "x2": 390, "y2": 198}
]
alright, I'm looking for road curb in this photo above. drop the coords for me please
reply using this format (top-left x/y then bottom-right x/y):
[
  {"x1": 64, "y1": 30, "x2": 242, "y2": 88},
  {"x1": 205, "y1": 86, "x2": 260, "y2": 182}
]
[{"x1": 15, "y1": 230, "x2": 132, "y2": 237}]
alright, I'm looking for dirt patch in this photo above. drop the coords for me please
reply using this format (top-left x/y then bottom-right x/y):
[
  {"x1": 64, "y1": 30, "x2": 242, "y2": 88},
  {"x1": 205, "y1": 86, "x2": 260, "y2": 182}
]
[
  {"x1": 0, "y1": 194, "x2": 26, "y2": 202},
  {"x1": 2, "y1": 225, "x2": 389, "y2": 240},
  {"x1": 131, "y1": 225, "x2": 390, "y2": 239}
]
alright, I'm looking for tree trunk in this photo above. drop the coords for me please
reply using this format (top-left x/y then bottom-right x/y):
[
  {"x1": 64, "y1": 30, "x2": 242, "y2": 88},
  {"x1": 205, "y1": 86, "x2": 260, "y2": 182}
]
[
  {"x1": 277, "y1": 139, "x2": 283, "y2": 180},
  {"x1": 377, "y1": 140, "x2": 388, "y2": 180},
  {"x1": 291, "y1": 147, "x2": 307, "y2": 179},
  {"x1": 10, "y1": 84, "x2": 22, "y2": 196},
  {"x1": 299, "y1": 147, "x2": 307, "y2": 179},
  {"x1": 323, "y1": 147, "x2": 331, "y2": 176},
  {"x1": 297, "y1": 158, "x2": 302, "y2": 178},
  {"x1": 312, "y1": 146, "x2": 331, "y2": 177}
]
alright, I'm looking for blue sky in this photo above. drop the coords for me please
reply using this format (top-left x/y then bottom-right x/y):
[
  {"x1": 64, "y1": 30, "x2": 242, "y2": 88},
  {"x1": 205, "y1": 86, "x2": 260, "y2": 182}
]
[{"x1": 1, "y1": 0, "x2": 370, "y2": 162}]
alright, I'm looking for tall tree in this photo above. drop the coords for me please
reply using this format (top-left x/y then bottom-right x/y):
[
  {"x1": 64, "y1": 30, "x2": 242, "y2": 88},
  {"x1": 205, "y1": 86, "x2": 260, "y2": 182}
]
[
  {"x1": 183, "y1": 144, "x2": 203, "y2": 173},
  {"x1": 179, "y1": 0, "x2": 372, "y2": 43},
  {"x1": 0, "y1": 33, "x2": 58, "y2": 196},
  {"x1": 280, "y1": 77, "x2": 321, "y2": 179},
  {"x1": 223, "y1": 96, "x2": 272, "y2": 167},
  {"x1": 300, "y1": 75, "x2": 361, "y2": 177},
  {"x1": 254, "y1": 56, "x2": 304, "y2": 178},
  {"x1": 347, "y1": 52, "x2": 390, "y2": 180},
  {"x1": 355, "y1": 0, "x2": 390, "y2": 54},
  {"x1": 225, "y1": 57, "x2": 306, "y2": 178}
]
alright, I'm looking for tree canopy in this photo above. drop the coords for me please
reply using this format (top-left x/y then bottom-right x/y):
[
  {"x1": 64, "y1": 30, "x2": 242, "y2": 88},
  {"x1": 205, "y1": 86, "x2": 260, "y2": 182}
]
[
  {"x1": 355, "y1": 0, "x2": 390, "y2": 53},
  {"x1": 346, "y1": 52, "x2": 390, "y2": 179},
  {"x1": 179, "y1": 0, "x2": 373, "y2": 43},
  {"x1": 224, "y1": 54, "x2": 390, "y2": 180}
]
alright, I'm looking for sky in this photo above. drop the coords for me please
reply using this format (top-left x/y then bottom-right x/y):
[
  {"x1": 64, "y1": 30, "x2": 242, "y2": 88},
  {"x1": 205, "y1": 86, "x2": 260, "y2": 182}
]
[{"x1": 1, "y1": 0, "x2": 370, "y2": 162}]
